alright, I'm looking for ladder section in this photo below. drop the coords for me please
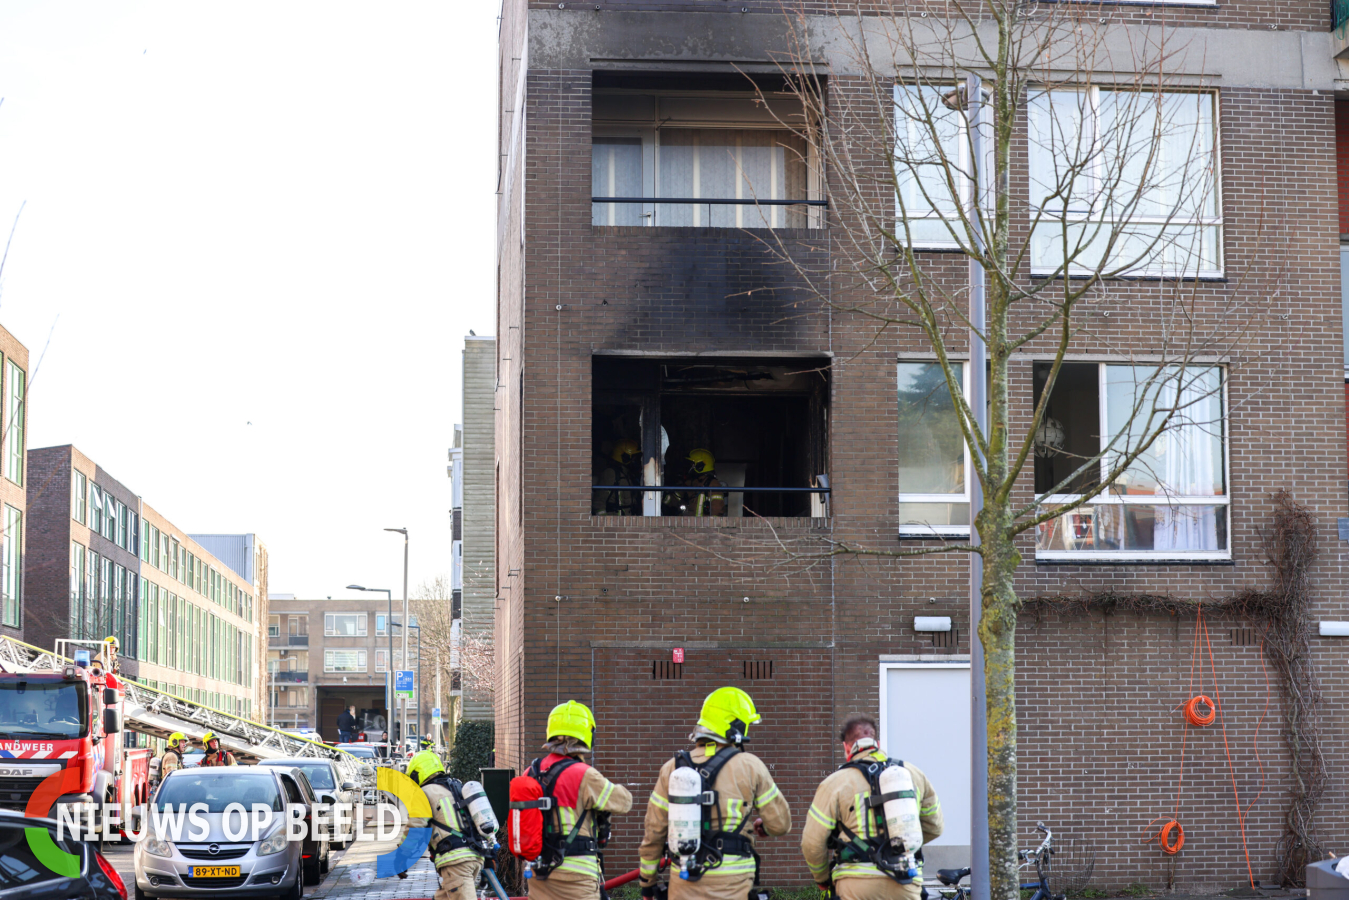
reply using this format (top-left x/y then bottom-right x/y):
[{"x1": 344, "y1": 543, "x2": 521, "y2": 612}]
[{"x1": 0, "y1": 634, "x2": 364, "y2": 781}]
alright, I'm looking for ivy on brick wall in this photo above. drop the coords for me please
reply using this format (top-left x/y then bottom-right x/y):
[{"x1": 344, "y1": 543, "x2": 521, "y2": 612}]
[
  {"x1": 449, "y1": 720, "x2": 495, "y2": 783},
  {"x1": 1025, "y1": 491, "x2": 1324, "y2": 887}
]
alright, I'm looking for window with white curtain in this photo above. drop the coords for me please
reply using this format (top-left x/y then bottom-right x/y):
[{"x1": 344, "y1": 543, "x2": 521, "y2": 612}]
[
  {"x1": 325, "y1": 650, "x2": 366, "y2": 672},
  {"x1": 1035, "y1": 365, "x2": 1228, "y2": 560},
  {"x1": 1, "y1": 505, "x2": 19, "y2": 628},
  {"x1": 591, "y1": 92, "x2": 821, "y2": 229},
  {"x1": 4, "y1": 360, "x2": 22, "y2": 486},
  {"x1": 897, "y1": 362, "x2": 970, "y2": 535},
  {"x1": 71, "y1": 471, "x2": 87, "y2": 524},
  {"x1": 1028, "y1": 89, "x2": 1221, "y2": 277},
  {"x1": 325, "y1": 613, "x2": 367, "y2": 636},
  {"x1": 893, "y1": 85, "x2": 968, "y2": 249}
]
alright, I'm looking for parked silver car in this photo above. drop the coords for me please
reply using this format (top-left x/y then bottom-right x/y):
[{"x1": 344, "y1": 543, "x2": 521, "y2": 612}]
[
  {"x1": 134, "y1": 766, "x2": 330, "y2": 900},
  {"x1": 257, "y1": 757, "x2": 362, "y2": 847}
]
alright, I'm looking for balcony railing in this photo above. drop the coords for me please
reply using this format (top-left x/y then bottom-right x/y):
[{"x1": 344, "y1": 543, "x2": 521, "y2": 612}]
[
  {"x1": 269, "y1": 634, "x2": 308, "y2": 646},
  {"x1": 271, "y1": 671, "x2": 308, "y2": 684}
]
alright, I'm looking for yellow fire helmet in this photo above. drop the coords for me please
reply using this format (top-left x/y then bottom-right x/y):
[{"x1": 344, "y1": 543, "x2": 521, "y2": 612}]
[
  {"x1": 686, "y1": 448, "x2": 715, "y2": 474},
  {"x1": 168, "y1": 732, "x2": 186, "y2": 747},
  {"x1": 546, "y1": 700, "x2": 595, "y2": 747},
  {"x1": 612, "y1": 439, "x2": 640, "y2": 464},
  {"x1": 697, "y1": 687, "x2": 761, "y2": 746},
  {"x1": 201, "y1": 731, "x2": 219, "y2": 746},
  {"x1": 407, "y1": 750, "x2": 445, "y2": 785},
  {"x1": 104, "y1": 636, "x2": 120, "y2": 650}
]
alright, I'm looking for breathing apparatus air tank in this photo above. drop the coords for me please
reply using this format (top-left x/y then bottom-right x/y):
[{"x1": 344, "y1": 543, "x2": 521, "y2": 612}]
[
  {"x1": 878, "y1": 763, "x2": 923, "y2": 879},
  {"x1": 461, "y1": 781, "x2": 499, "y2": 837},
  {"x1": 667, "y1": 766, "x2": 704, "y2": 880}
]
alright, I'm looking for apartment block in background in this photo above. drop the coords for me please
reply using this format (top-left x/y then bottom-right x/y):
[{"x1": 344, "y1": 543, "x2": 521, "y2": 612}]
[
  {"x1": 25, "y1": 445, "x2": 262, "y2": 719},
  {"x1": 265, "y1": 597, "x2": 431, "y2": 742},
  {"x1": 0, "y1": 326, "x2": 26, "y2": 643}
]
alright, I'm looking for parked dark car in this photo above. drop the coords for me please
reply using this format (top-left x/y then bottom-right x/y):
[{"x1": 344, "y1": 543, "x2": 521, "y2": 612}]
[{"x1": 0, "y1": 808, "x2": 127, "y2": 899}]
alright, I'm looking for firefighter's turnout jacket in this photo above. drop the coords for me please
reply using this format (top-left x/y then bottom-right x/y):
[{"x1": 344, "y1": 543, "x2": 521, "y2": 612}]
[
  {"x1": 406, "y1": 776, "x2": 484, "y2": 900},
  {"x1": 528, "y1": 753, "x2": 634, "y2": 900},
  {"x1": 199, "y1": 749, "x2": 237, "y2": 766},
  {"x1": 800, "y1": 749, "x2": 942, "y2": 900},
  {"x1": 639, "y1": 742, "x2": 792, "y2": 900},
  {"x1": 159, "y1": 748, "x2": 183, "y2": 780}
]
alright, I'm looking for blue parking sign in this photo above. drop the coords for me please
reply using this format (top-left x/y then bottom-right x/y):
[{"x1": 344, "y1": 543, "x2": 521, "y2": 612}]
[{"x1": 395, "y1": 669, "x2": 415, "y2": 697}]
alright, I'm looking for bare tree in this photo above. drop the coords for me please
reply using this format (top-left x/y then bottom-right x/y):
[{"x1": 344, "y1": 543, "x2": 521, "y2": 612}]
[
  {"x1": 411, "y1": 577, "x2": 497, "y2": 721},
  {"x1": 743, "y1": 3, "x2": 1280, "y2": 897}
]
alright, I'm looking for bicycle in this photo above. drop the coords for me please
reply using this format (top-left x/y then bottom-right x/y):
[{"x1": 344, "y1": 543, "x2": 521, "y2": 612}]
[{"x1": 931, "y1": 823, "x2": 1064, "y2": 900}]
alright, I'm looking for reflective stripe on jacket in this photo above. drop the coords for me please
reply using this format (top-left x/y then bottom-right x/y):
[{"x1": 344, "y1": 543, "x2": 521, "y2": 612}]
[{"x1": 536, "y1": 753, "x2": 634, "y2": 878}]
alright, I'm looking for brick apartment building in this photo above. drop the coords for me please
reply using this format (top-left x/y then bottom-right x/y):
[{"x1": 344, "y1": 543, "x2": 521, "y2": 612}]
[
  {"x1": 0, "y1": 326, "x2": 27, "y2": 645},
  {"x1": 25, "y1": 445, "x2": 265, "y2": 719},
  {"x1": 266, "y1": 597, "x2": 433, "y2": 741},
  {"x1": 495, "y1": 0, "x2": 1349, "y2": 890}
]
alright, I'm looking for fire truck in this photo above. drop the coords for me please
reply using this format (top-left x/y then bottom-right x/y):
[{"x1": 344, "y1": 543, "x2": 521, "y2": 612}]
[{"x1": 0, "y1": 637, "x2": 361, "y2": 832}]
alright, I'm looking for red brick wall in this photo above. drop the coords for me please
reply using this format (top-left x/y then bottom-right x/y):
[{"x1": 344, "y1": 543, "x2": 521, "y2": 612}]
[{"x1": 498, "y1": 22, "x2": 1348, "y2": 893}]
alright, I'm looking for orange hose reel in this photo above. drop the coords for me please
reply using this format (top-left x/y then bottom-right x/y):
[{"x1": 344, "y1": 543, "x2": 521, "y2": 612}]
[
  {"x1": 1141, "y1": 818, "x2": 1186, "y2": 855},
  {"x1": 1183, "y1": 694, "x2": 1216, "y2": 727}
]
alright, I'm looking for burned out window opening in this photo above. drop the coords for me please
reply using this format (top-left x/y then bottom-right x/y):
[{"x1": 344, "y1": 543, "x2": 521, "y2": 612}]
[
  {"x1": 590, "y1": 72, "x2": 825, "y2": 230},
  {"x1": 592, "y1": 356, "x2": 830, "y2": 518}
]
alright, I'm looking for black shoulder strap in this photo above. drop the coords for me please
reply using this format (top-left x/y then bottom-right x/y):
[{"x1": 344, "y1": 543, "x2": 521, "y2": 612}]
[
  {"x1": 538, "y1": 758, "x2": 580, "y2": 797},
  {"x1": 691, "y1": 746, "x2": 740, "y2": 787}
]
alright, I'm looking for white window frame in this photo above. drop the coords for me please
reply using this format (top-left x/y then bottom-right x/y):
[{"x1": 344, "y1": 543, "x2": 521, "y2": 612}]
[
  {"x1": 892, "y1": 83, "x2": 970, "y2": 250},
  {"x1": 1027, "y1": 87, "x2": 1223, "y2": 278},
  {"x1": 324, "y1": 612, "x2": 368, "y2": 637},
  {"x1": 1035, "y1": 363, "x2": 1231, "y2": 562},
  {"x1": 71, "y1": 471, "x2": 87, "y2": 524},
  {"x1": 897, "y1": 360, "x2": 972, "y2": 537},
  {"x1": 324, "y1": 649, "x2": 367, "y2": 673}
]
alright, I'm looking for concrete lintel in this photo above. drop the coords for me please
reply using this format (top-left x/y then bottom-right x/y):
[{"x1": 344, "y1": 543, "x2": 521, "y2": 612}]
[
  {"x1": 590, "y1": 640, "x2": 834, "y2": 649},
  {"x1": 530, "y1": 9, "x2": 1342, "y2": 92}
]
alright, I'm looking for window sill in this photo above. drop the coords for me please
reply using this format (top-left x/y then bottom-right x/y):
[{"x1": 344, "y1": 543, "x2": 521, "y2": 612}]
[
  {"x1": 589, "y1": 515, "x2": 829, "y2": 530},
  {"x1": 590, "y1": 225, "x2": 824, "y2": 237},
  {"x1": 899, "y1": 531, "x2": 970, "y2": 541},
  {"x1": 1029, "y1": 270, "x2": 1227, "y2": 282},
  {"x1": 1035, "y1": 554, "x2": 1234, "y2": 566}
]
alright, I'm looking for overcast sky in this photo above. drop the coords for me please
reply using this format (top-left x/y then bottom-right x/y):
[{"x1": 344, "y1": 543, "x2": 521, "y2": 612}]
[{"x1": 0, "y1": 2, "x2": 498, "y2": 601}]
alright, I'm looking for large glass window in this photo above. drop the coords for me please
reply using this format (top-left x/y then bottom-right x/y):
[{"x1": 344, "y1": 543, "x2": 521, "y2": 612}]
[
  {"x1": 102, "y1": 493, "x2": 115, "y2": 541},
  {"x1": 324, "y1": 649, "x2": 366, "y2": 672},
  {"x1": 3, "y1": 361, "x2": 22, "y2": 486},
  {"x1": 0, "y1": 506, "x2": 19, "y2": 628},
  {"x1": 893, "y1": 85, "x2": 968, "y2": 249},
  {"x1": 1028, "y1": 89, "x2": 1220, "y2": 277},
  {"x1": 71, "y1": 471, "x2": 87, "y2": 524},
  {"x1": 89, "y1": 485, "x2": 103, "y2": 535},
  {"x1": 325, "y1": 613, "x2": 367, "y2": 636},
  {"x1": 1034, "y1": 364, "x2": 1228, "y2": 559},
  {"x1": 591, "y1": 84, "x2": 821, "y2": 229},
  {"x1": 897, "y1": 362, "x2": 969, "y2": 535}
]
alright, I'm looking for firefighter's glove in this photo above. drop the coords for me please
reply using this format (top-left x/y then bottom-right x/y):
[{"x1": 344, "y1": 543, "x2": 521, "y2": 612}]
[
  {"x1": 642, "y1": 886, "x2": 657, "y2": 900},
  {"x1": 752, "y1": 817, "x2": 768, "y2": 838},
  {"x1": 817, "y1": 883, "x2": 834, "y2": 900}
]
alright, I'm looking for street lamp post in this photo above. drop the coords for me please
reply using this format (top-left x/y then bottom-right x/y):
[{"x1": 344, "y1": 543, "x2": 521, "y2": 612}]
[
  {"x1": 347, "y1": 584, "x2": 392, "y2": 739},
  {"x1": 392, "y1": 619, "x2": 423, "y2": 741},
  {"x1": 384, "y1": 528, "x2": 409, "y2": 751}
]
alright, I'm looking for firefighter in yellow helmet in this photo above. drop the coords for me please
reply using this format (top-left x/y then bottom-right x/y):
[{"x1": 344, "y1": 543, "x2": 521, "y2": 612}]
[
  {"x1": 639, "y1": 688, "x2": 791, "y2": 900},
  {"x1": 405, "y1": 752, "x2": 497, "y2": 900},
  {"x1": 198, "y1": 732, "x2": 237, "y2": 766},
  {"x1": 663, "y1": 449, "x2": 726, "y2": 517},
  {"x1": 521, "y1": 701, "x2": 632, "y2": 900},
  {"x1": 801, "y1": 715, "x2": 942, "y2": 900},
  {"x1": 93, "y1": 636, "x2": 120, "y2": 674},
  {"x1": 594, "y1": 438, "x2": 641, "y2": 515},
  {"x1": 158, "y1": 733, "x2": 188, "y2": 783}
]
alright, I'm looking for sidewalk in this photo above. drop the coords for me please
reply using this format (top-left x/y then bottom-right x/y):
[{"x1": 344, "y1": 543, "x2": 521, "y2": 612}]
[{"x1": 308, "y1": 836, "x2": 443, "y2": 900}]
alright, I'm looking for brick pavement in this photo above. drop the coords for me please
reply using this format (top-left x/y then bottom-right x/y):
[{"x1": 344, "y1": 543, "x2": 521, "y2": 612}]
[{"x1": 309, "y1": 835, "x2": 443, "y2": 900}]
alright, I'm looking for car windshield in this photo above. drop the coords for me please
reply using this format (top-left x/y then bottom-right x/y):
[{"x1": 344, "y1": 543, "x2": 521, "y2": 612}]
[
  {"x1": 340, "y1": 747, "x2": 374, "y2": 759},
  {"x1": 296, "y1": 765, "x2": 335, "y2": 789},
  {"x1": 0, "y1": 681, "x2": 86, "y2": 739},
  {"x1": 156, "y1": 774, "x2": 283, "y2": 812}
]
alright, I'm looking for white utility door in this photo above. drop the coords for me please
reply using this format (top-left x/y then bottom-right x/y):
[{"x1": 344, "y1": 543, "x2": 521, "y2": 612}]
[{"x1": 880, "y1": 662, "x2": 971, "y2": 870}]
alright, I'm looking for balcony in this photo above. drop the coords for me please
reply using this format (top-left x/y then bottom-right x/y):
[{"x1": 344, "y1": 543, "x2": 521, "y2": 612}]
[
  {"x1": 271, "y1": 671, "x2": 308, "y2": 684},
  {"x1": 270, "y1": 634, "x2": 308, "y2": 647}
]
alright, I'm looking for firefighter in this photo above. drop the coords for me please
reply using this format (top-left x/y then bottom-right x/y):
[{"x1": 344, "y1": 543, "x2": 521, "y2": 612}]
[
  {"x1": 93, "y1": 636, "x2": 119, "y2": 674},
  {"x1": 198, "y1": 732, "x2": 237, "y2": 766},
  {"x1": 159, "y1": 733, "x2": 188, "y2": 783},
  {"x1": 406, "y1": 753, "x2": 494, "y2": 900},
  {"x1": 638, "y1": 687, "x2": 791, "y2": 900},
  {"x1": 800, "y1": 715, "x2": 943, "y2": 900},
  {"x1": 593, "y1": 439, "x2": 641, "y2": 515},
  {"x1": 522, "y1": 701, "x2": 633, "y2": 900},
  {"x1": 408, "y1": 738, "x2": 441, "y2": 778},
  {"x1": 663, "y1": 449, "x2": 726, "y2": 517}
]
